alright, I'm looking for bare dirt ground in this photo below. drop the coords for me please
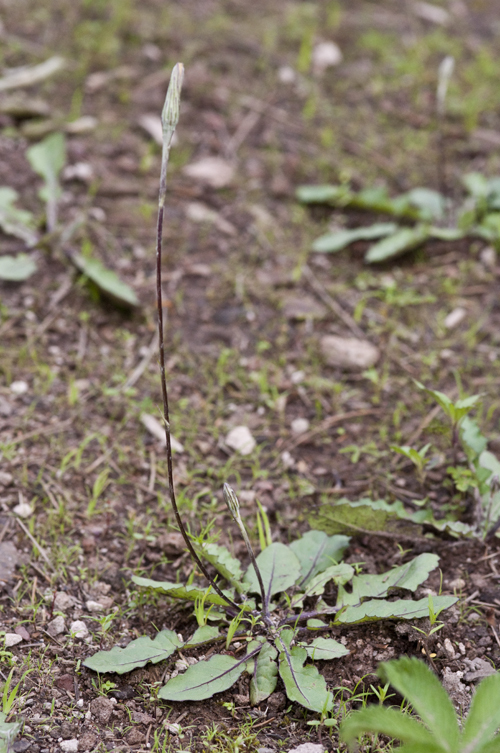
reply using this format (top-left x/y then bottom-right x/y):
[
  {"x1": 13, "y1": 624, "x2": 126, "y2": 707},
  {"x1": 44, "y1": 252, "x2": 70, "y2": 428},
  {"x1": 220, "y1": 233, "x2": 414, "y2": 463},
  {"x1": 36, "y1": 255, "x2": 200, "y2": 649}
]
[{"x1": 2, "y1": 1, "x2": 500, "y2": 751}]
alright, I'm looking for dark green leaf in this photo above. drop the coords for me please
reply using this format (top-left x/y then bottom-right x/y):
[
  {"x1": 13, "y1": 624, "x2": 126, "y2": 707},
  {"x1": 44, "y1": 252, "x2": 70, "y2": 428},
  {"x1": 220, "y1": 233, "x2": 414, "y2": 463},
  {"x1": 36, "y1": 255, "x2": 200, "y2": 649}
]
[
  {"x1": 312, "y1": 223, "x2": 397, "y2": 253},
  {"x1": 303, "y1": 637, "x2": 349, "y2": 661},
  {"x1": 184, "y1": 625, "x2": 219, "y2": 648},
  {"x1": 0, "y1": 253, "x2": 37, "y2": 282},
  {"x1": 337, "y1": 595, "x2": 457, "y2": 624},
  {"x1": 159, "y1": 654, "x2": 247, "y2": 702},
  {"x1": 83, "y1": 629, "x2": 182, "y2": 674},
  {"x1": 243, "y1": 542, "x2": 301, "y2": 598},
  {"x1": 199, "y1": 542, "x2": 245, "y2": 592},
  {"x1": 461, "y1": 673, "x2": 500, "y2": 751},
  {"x1": 277, "y1": 643, "x2": 333, "y2": 713},
  {"x1": 340, "y1": 705, "x2": 439, "y2": 753},
  {"x1": 365, "y1": 226, "x2": 430, "y2": 264},
  {"x1": 310, "y1": 497, "x2": 420, "y2": 536},
  {"x1": 379, "y1": 657, "x2": 459, "y2": 752},
  {"x1": 250, "y1": 643, "x2": 278, "y2": 705},
  {"x1": 292, "y1": 564, "x2": 354, "y2": 608},
  {"x1": 71, "y1": 253, "x2": 139, "y2": 308},
  {"x1": 289, "y1": 530, "x2": 350, "y2": 585}
]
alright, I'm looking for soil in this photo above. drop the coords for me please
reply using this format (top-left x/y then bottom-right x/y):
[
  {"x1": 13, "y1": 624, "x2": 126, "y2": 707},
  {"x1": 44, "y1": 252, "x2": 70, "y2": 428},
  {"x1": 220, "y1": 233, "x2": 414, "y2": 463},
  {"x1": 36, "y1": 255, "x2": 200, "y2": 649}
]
[{"x1": 2, "y1": 1, "x2": 500, "y2": 751}]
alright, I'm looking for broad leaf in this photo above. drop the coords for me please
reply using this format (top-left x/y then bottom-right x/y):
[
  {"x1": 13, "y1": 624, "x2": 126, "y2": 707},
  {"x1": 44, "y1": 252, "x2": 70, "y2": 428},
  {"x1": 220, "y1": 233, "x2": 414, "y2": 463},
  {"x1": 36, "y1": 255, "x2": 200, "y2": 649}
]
[
  {"x1": 0, "y1": 253, "x2": 37, "y2": 282},
  {"x1": 461, "y1": 673, "x2": 500, "y2": 751},
  {"x1": 250, "y1": 643, "x2": 278, "y2": 705},
  {"x1": 337, "y1": 595, "x2": 457, "y2": 624},
  {"x1": 460, "y1": 417, "x2": 488, "y2": 459},
  {"x1": 0, "y1": 711, "x2": 21, "y2": 753},
  {"x1": 478, "y1": 451, "x2": 500, "y2": 487},
  {"x1": 337, "y1": 553, "x2": 440, "y2": 607},
  {"x1": 83, "y1": 629, "x2": 182, "y2": 674},
  {"x1": 243, "y1": 542, "x2": 301, "y2": 599},
  {"x1": 303, "y1": 637, "x2": 349, "y2": 661},
  {"x1": 159, "y1": 653, "x2": 249, "y2": 702},
  {"x1": 71, "y1": 253, "x2": 139, "y2": 309},
  {"x1": 463, "y1": 172, "x2": 489, "y2": 199},
  {"x1": 26, "y1": 131, "x2": 66, "y2": 196},
  {"x1": 292, "y1": 563, "x2": 354, "y2": 608},
  {"x1": 379, "y1": 657, "x2": 460, "y2": 753},
  {"x1": 132, "y1": 576, "x2": 238, "y2": 607},
  {"x1": 184, "y1": 625, "x2": 219, "y2": 648},
  {"x1": 296, "y1": 184, "x2": 351, "y2": 205},
  {"x1": 289, "y1": 530, "x2": 350, "y2": 585},
  {"x1": 0, "y1": 187, "x2": 38, "y2": 246},
  {"x1": 199, "y1": 542, "x2": 245, "y2": 592},
  {"x1": 310, "y1": 497, "x2": 420, "y2": 536},
  {"x1": 312, "y1": 223, "x2": 397, "y2": 253},
  {"x1": 277, "y1": 644, "x2": 333, "y2": 713},
  {"x1": 429, "y1": 226, "x2": 464, "y2": 241},
  {"x1": 365, "y1": 225, "x2": 430, "y2": 264},
  {"x1": 340, "y1": 705, "x2": 440, "y2": 752},
  {"x1": 405, "y1": 188, "x2": 445, "y2": 220}
]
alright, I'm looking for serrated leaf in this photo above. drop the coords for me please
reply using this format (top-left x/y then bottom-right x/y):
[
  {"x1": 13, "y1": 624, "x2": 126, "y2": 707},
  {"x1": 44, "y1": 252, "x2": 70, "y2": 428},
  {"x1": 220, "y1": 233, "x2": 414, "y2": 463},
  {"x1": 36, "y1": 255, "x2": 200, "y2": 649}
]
[
  {"x1": 312, "y1": 223, "x2": 397, "y2": 253},
  {"x1": 71, "y1": 253, "x2": 139, "y2": 309},
  {"x1": 303, "y1": 637, "x2": 349, "y2": 661},
  {"x1": 337, "y1": 595, "x2": 457, "y2": 624},
  {"x1": 365, "y1": 225, "x2": 430, "y2": 264},
  {"x1": 277, "y1": 644, "x2": 333, "y2": 713},
  {"x1": 0, "y1": 253, "x2": 37, "y2": 281},
  {"x1": 159, "y1": 653, "x2": 249, "y2": 702},
  {"x1": 337, "y1": 553, "x2": 439, "y2": 608},
  {"x1": 132, "y1": 576, "x2": 238, "y2": 607},
  {"x1": 292, "y1": 564, "x2": 354, "y2": 608},
  {"x1": 340, "y1": 705, "x2": 439, "y2": 752},
  {"x1": 461, "y1": 673, "x2": 500, "y2": 751},
  {"x1": 289, "y1": 530, "x2": 350, "y2": 585},
  {"x1": 0, "y1": 187, "x2": 38, "y2": 246},
  {"x1": 83, "y1": 629, "x2": 182, "y2": 674},
  {"x1": 379, "y1": 657, "x2": 460, "y2": 752},
  {"x1": 243, "y1": 542, "x2": 301, "y2": 599},
  {"x1": 199, "y1": 542, "x2": 245, "y2": 592},
  {"x1": 250, "y1": 643, "x2": 278, "y2": 705},
  {"x1": 184, "y1": 625, "x2": 219, "y2": 648}
]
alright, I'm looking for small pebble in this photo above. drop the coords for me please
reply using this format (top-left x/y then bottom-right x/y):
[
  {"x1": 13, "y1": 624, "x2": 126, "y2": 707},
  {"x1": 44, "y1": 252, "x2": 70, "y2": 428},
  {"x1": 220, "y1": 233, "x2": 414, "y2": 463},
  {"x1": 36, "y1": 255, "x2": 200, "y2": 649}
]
[{"x1": 10, "y1": 380, "x2": 28, "y2": 395}]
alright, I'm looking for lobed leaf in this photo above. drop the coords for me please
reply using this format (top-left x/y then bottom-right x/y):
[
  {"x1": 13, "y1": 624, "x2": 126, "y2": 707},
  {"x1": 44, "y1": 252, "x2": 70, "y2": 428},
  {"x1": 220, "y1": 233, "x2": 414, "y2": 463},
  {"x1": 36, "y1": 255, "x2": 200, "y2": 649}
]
[
  {"x1": 83, "y1": 629, "x2": 182, "y2": 674},
  {"x1": 289, "y1": 530, "x2": 350, "y2": 585},
  {"x1": 379, "y1": 657, "x2": 459, "y2": 753},
  {"x1": 337, "y1": 595, "x2": 457, "y2": 624},
  {"x1": 461, "y1": 673, "x2": 500, "y2": 752},
  {"x1": 132, "y1": 575, "x2": 239, "y2": 607},
  {"x1": 250, "y1": 643, "x2": 278, "y2": 705},
  {"x1": 159, "y1": 653, "x2": 249, "y2": 702},
  {"x1": 243, "y1": 542, "x2": 301, "y2": 599},
  {"x1": 277, "y1": 644, "x2": 333, "y2": 713}
]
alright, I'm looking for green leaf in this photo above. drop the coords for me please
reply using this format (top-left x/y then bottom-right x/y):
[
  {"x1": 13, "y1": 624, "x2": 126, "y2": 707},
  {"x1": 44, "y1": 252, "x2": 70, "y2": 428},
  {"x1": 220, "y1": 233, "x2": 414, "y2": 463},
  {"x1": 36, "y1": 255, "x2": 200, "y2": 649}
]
[
  {"x1": 70, "y1": 253, "x2": 139, "y2": 308},
  {"x1": 365, "y1": 225, "x2": 430, "y2": 264},
  {"x1": 159, "y1": 653, "x2": 247, "y2": 702},
  {"x1": 0, "y1": 711, "x2": 21, "y2": 753},
  {"x1": 277, "y1": 644, "x2": 333, "y2": 713},
  {"x1": 340, "y1": 705, "x2": 440, "y2": 752},
  {"x1": 132, "y1": 576, "x2": 238, "y2": 607},
  {"x1": 405, "y1": 188, "x2": 445, "y2": 220},
  {"x1": 463, "y1": 172, "x2": 489, "y2": 199},
  {"x1": 243, "y1": 542, "x2": 301, "y2": 598},
  {"x1": 478, "y1": 451, "x2": 500, "y2": 487},
  {"x1": 310, "y1": 497, "x2": 420, "y2": 536},
  {"x1": 461, "y1": 673, "x2": 500, "y2": 751},
  {"x1": 199, "y1": 543, "x2": 245, "y2": 592},
  {"x1": 0, "y1": 253, "x2": 37, "y2": 282},
  {"x1": 379, "y1": 657, "x2": 459, "y2": 753},
  {"x1": 312, "y1": 223, "x2": 397, "y2": 253},
  {"x1": 337, "y1": 553, "x2": 440, "y2": 607},
  {"x1": 83, "y1": 629, "x2": 182, "y2": 674},
  {"x1": 26, "y1": 131, "x2": 66, "y2": 192},
  {"x1": 184, "y1": 625, "x2": 219, "y2": 648},
  {"x1": 0, "y1": 187, "x2": 38, "y2": 246},
  {"x1": 292, "y1": 564, "x2": 354, "y2": 608},
  {"x1": 250, "y1": 643, "x2": 278, "y2": 705},
  {"x1": 296, "y1": 184, "x2": 351, "y2": 205},
  {"x1": 289, "y1": 530, "x2": 350, "y2": 585},
  {"x1": 428, "y1": 226, "x2": 464, "y2": 241},
  {"x1": 303, "y1": 637, "x2": 349, "y2": 661},
  {"x1": 337, "y1": 595, "x2": 457, "y2": 624},
  {"x1": 460, "y1": 417, "x2": 488, "y2": 459}
]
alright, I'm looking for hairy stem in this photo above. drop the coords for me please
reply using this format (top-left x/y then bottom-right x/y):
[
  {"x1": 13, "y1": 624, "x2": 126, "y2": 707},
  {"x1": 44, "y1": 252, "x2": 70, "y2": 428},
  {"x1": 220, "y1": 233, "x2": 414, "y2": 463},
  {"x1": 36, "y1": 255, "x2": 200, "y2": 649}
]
[{"x1": 156, "y1": 64, "x2": 239, "y2": 614}]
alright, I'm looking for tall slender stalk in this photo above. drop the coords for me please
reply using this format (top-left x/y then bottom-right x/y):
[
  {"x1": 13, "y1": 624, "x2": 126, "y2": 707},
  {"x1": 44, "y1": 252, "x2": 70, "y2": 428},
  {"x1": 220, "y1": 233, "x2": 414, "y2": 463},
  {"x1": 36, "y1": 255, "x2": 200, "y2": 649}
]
[{"x1": 156, "y1": 64, "x2": 239, "y2": 614}]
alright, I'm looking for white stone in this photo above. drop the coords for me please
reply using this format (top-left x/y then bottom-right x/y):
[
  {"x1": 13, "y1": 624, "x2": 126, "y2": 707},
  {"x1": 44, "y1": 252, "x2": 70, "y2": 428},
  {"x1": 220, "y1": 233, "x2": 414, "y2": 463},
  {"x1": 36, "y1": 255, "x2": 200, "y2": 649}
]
[
  {"x1": 480, "y1": 246, "x2": 496, "y2": 269},
  {"x1": 288, "y1": 744, "x2": 325, "y2": 753},
  {"x1": 312, "y1": 41, "x2": 343, "y2": 74},
  {"x1": 137, "y1": 113, "x2": 163, "y2": 145},
  {"x1": 62, "y1": 162, "x2": 94, "y2": 183},
  {"x1": 278, "y1": 65, "x2": 296, "y2": 84},
  {"x1": 321, "y1": 335, "x2": 379, "y2": 371},
  {"x1": 0, "y1": 472, "x2": 13, "y2": 486},
  {"x1": 291, "y1": 418, "x2": 310, "y2": 435},
  {"x1": 47, "y1": 615, "x2": 65, "y2": 637},
  {"x1": 86, "y1": 600, "x2": 104, "y2": 613},
  {"x1": 183, "y1": 157, "x2": 235, "y2": 189},
  {"x1": 225, "y1": 426, "x2": 256, "y2": 455},
  {"x1": 414, "y1": 1, "x2": 450, "y2": 25},
  {"x1": 10, "y1": 380, "x2": 28, "y2": 395},
  {"x1": 444, "y1": 307, "x2": 466, "y2": 330},
  {"x1": 290, "y1": 370, "x2": 305, "y2": 384},
  {"x1": 4, "y1": 633, "x2": 22, "y2": 647},
  {"x1": 12, "y1": 502, "x2": 33, "y2": 518},
  {"x1": 70, "y1": 620, "x2": 89, "y2": 639},
  {"x1": 444, "y1": 638, "x2": 456, "y2": 659},
  {"x1": 140, "y1": 413, "x2": 184, "y2": 453},
  {"x1": 281, "y1": 451, "x2": 295, "y2": 469},
  {"x1": 60, "y1": 740, "x2": 79, "y2": 753},
  {"x1": 185, "y1": 202, "x2": 236, "y2": 235}
]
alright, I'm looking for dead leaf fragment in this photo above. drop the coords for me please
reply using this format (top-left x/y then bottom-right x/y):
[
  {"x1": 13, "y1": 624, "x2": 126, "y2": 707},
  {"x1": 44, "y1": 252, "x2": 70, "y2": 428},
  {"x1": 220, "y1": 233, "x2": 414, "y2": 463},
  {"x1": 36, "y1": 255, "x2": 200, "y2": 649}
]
[
  {"x1": 321, "y1": 335, "x2": 380, "y2": 370},
  {"x1": 0, "y1": 56, "x2": 65, "y2": 92},
  {"x1": 183, "y1": 157, "x2": 235, "y2": 189}
]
